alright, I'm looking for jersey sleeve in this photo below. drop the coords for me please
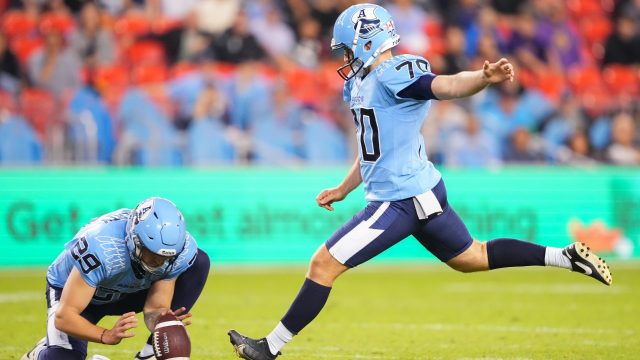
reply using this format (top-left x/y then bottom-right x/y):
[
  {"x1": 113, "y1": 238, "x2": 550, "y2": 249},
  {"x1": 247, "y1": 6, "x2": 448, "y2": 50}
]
[
  {"x1": 68, "y1": 236, "x2": 108, "y2": 288},
  {"x1": 165, "y1": 232, "x2": 199, "y2": 280},
  {"x1": 382, "y1": 55, "x2": 439, "y2": 101}
]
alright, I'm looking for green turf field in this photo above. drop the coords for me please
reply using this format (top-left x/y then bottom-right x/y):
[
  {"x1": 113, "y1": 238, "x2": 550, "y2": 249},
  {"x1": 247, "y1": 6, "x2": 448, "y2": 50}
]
[{"x1": 3, "y1": 263, "x2": 639, "y2": 360}]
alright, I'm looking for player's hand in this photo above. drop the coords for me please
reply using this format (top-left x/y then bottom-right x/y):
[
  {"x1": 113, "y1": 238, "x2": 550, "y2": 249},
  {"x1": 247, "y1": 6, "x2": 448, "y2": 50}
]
[
  {"x1": 316, "y1": 187, "x2": 346, "y2": 211},
  {"x1": 102, "y1": 311, "x2": 138, "y2": 345},
  {"x1": 482, "y1": 58, "x2": 515, "y2": 84},
  {"x1": 167, "y1": 307, "x2": 193, "y2": 326}
]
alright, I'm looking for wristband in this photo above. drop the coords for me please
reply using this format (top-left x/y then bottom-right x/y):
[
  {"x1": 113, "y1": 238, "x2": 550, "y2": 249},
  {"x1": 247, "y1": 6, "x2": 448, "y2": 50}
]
[{"x1": 100, "y1": 329, "x2": 106, "y2": 344}]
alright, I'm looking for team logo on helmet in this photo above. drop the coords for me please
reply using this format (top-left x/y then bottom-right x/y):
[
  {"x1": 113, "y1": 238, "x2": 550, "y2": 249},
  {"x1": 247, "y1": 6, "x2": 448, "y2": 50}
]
[{"x1": 351, "y1": 7, "x2": 382, "y2": 39}]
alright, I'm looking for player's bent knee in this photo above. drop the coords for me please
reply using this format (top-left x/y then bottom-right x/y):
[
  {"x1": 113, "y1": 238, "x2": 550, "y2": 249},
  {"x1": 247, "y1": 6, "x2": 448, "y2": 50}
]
[
  {"x1": 446, "y1": 240, "x2": 489, "y2": 273},
  {"x1": 307, "y1": 246, "x2": 348, "y2": 286},
  {"x1": 39, "y1": 346, "x2": 85, "y2": 360}
]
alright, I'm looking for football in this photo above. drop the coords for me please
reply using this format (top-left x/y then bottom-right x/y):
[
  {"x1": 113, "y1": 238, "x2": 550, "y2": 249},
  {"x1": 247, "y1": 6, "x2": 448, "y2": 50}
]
[{"x1": 152, "y1": 313, "x2": 191, "y2": 360}]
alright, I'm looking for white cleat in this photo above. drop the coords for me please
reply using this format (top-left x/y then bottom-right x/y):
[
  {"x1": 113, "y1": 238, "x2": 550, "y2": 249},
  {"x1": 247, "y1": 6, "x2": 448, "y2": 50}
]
[{"x1": 563, "y1": 242, "x2": 612, "y2": 286}]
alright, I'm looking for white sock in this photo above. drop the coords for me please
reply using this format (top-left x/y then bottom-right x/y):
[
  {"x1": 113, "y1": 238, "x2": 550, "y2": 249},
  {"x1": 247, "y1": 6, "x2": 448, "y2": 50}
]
[
  {"x1": 544, "y1": 247, "x2": 571, "y2": 269},
  {"x1": 138, "y1": 343, "x2": 154, "y2": 358},
  {"x1": 266, "y1": 322, "x2": 294, "y2": 355}
]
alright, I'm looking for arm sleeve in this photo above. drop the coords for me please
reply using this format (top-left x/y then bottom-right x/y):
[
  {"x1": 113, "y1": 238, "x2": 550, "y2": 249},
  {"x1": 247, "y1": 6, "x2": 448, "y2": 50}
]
[{"x1": 396, "y1": 73, "x2": 439, "y2": 101}]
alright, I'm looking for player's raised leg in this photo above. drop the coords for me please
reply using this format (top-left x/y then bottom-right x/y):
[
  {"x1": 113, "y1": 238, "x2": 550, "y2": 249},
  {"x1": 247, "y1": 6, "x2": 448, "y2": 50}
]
[{"x1": 413, "y1": 180, "x2": 612, "y2": 285}]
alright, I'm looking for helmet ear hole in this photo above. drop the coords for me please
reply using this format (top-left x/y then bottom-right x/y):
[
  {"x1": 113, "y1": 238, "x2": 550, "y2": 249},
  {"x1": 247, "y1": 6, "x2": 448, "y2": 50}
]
[{"x1": 364, "y1": 41, "x2": 372, "y2": 51}]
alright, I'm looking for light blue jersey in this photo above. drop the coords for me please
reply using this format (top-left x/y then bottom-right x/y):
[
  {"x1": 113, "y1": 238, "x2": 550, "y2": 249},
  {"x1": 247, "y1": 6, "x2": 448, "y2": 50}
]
[
  {"x1": 47, "y1": 209, "x2": 199, "y2": 305},
  {"x1": 344, "y1": 54, "x2": 441, "y2": 201}
]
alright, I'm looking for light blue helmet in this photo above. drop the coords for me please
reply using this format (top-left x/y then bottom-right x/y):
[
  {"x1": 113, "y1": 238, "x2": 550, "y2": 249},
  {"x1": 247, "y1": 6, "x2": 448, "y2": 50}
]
[
  {"x1": 331, "y1": 3, "x2": 400, "y2": 80},
  {"x1": 126, "y1": 197, "x2": 186, "y2": 277}
]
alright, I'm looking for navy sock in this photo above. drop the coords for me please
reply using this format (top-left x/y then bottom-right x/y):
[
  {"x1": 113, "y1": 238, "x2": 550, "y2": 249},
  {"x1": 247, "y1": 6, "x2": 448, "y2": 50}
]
[
  {"x1": 486, "y1": 238, "x2": 546, "y2": 269},
  {"x1": 280, "y1": 278, "x2": 332, "y2": 334}
]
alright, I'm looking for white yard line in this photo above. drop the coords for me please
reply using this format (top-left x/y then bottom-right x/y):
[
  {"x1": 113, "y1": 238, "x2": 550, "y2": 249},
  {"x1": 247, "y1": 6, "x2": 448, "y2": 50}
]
[{"x1": 0, "y1": 291, "x2": 40, "y2": 303}]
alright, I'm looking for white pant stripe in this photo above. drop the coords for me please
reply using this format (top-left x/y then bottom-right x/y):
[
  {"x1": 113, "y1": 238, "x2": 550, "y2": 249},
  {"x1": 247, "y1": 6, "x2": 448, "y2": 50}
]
[
  {"x1": 329, "y1": 202, "x2": 390, "y2": 264},
  {"x1": 47, "y1": 286, "x2": 72, "y2": 350}
]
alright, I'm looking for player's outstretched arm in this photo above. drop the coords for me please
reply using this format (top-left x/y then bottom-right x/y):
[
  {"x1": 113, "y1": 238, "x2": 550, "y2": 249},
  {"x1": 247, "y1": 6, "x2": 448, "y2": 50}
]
[
  {"x1": 143, "y1": 279, "x2": 193, "y2": 331},
  {"x1": 55, "y1": 267, "x2": 138, "y2": 345},
  {"x1": 432, "y1": 58, "x2": 515, "y2": 100},
  {"x1": 316, "y1": 156, "x2": 362, "y2": 211}
]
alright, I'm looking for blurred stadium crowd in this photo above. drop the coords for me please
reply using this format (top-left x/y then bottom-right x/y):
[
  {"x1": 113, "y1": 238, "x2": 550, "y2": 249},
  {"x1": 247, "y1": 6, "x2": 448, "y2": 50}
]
[{"x1": 0, "y1": 0, "x2": 639, "y2": 166}]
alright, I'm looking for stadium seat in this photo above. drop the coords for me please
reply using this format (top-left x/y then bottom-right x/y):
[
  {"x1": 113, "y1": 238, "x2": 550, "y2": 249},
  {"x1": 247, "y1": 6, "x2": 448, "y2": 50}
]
[
  {"x1": 93, "y1": 64, "x2": 129, "y2": 91},
  {"x1": 170, "y1": 62, "x2": 199, "y2": 79},
  {"x1": 20, "y1": 88, "x2": 57, "y2": 140},
  {"x1": 131, "y1": 63, "x2": 168, "y2": 85},
  {"x1": 1, "y1": 11, "x2": 37, "y2": 38},
  {"x1": 534, "y1": 72, "x2": 568, "y2": 102},
  {"x1": 567, "y1": 66, "x2": 604, "y2": 94},
  {"x1": 603, "y1": 65, "x2": 639, "y2": 96},
  {"x1": 67, "y1": 87, "x2": 116, "y2": 163},
  {"x1": 578, "y1": 16, "x2": 611, "y2": 47},
  {"x1": 188, "y1": 117, "x2": 235, "y2": 165},
  {"x1": 567, "y1": 0, "x2": 610, "y2": 18},
  {"x1": 0, "y1": 115, "x2": 43, "y2": 165},
  {"x1": 114, "y1": 14, "x2": 151, "y2": 37},
  {"x1": 302, "y1": 114, "x2": 348, "y2": 164},
  {"x1": 10, "y1": 37, "x2": 43, "y2": 64},
  {"x1": 39, "y1": 12, "x2": 75, "y2": 35},
  {"x1": 126, "y1": 40, "x2": 166, "y2": 66},
  {"x1": 0, "y1": 91, "x2": 17, "y2": 113}
]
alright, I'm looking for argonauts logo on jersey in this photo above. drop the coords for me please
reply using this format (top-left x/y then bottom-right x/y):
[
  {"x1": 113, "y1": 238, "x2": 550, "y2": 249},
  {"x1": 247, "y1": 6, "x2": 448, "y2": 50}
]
[{"x1": 351, "y1": 7, "x2": 383, "y2": 39}]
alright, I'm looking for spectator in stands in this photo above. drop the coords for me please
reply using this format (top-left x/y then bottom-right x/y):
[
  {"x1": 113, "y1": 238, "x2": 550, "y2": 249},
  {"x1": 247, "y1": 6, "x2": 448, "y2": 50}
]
[
  {"x1": 0, "y1": 31, "x2": 22, "y2": 94},
  {"x1": 210, "y1": 11, "x2": 266, "y2": 63},
  {"x1": 444, "y1": 112, "x2": 501, "y2": 167},
  {"x1": 291, "y1": 17, "x2": 323, "y2": 68},
  {"x1": 606, "y1": 112, "x2": 640, "y2": 165},
  {"x1": 463, "y1": 6, "x2": 507, "y2": 59},
  {"x1": 27, "y1": 28, "x2": 81, "y2": 96},
  {"x1": 157, "y1": 10, "x2": 212, "y2": 65},
  {"x1": 503, "y1": 127, "x2": 545, "y2": 163},
  {"x1": 539, "y1": 2, "x2": 582, "y2": 72},
  {"x1": 251, "y1": 79, "x2": 303, "y2": 165},
  {"x1": 422, "y1": 100, "x2": 469, "y2": 164},
  {"x1": 69, "y1": 2, "x2": 116, "y2": 66},
  {"x1": 386, "y1": 0, "x2": 430, "y2": 54},
  {"x1": 188, "y1": 81, "x2": 235, "y2": 165},
  {"x1": 194, "y1": 0, "x2": 240, "y2": 36},
  {"x1": 556, "y1": 130, "x2": 598, "y2": 166},
  {"x1": 507, "y1": 10, "x2": 548, "y2": 75},
  {"x1": 603, "y1": 14, "x2": 640, "y2": 65},
  {"x1": 441, "y1": 25, "x2": 468, "y2": 75},
  {"x1": 249, "y1": 6, "x2": 295, "y2": 59}
]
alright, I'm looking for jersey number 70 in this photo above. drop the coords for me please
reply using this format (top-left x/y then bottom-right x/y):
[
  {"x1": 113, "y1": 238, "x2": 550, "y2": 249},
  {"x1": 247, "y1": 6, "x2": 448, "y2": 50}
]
[{"x1": 352, "y1": 108, "x2": 380, "y2": 162}]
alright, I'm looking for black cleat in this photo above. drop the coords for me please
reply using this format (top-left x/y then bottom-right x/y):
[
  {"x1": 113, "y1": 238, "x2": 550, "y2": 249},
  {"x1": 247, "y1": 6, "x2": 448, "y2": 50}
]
[
  {"x1": 134, "y1": 352, "x2": 156, "y2": 359},
  {"x1": 228, "y1": 330, "x2": 280, "y2": 360},
  {"x1": 563, "y1": 242, "x2": 612, "y2": 286}
]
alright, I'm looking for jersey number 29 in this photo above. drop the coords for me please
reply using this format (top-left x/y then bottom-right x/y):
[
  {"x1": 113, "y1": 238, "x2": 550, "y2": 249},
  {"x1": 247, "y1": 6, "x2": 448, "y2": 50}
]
[
  {"x1": 71, "y1": 237, "x2": 102, "y2": 274},
  {"x1": 352, "y1": 108, "x2": 380, "y2": 162}
]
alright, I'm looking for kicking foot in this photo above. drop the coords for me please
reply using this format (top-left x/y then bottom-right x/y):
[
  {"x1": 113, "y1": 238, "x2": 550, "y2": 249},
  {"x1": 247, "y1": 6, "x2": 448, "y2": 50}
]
[
  {"x1": 21, "y1": 337, "x2": 46, "y2": 360},
  {"x1": 563, "y1": 242, "x2": 612, "y2": 286},
  {"x1": 228, "y1": 330, "x2": 280, "y2": 360}
]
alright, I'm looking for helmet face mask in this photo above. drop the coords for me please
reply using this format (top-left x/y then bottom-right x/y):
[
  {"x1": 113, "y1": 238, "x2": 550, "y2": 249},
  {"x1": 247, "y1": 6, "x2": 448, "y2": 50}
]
[
  {"x1": 126, "y1": 197, "x2": 186, "y2": 277},
  {"x1": 331, "y1": 4, "x2": 400, "y2": 80},
  {"x1": 335, "y1": 46, "x2": 364, "y2": 81}
]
